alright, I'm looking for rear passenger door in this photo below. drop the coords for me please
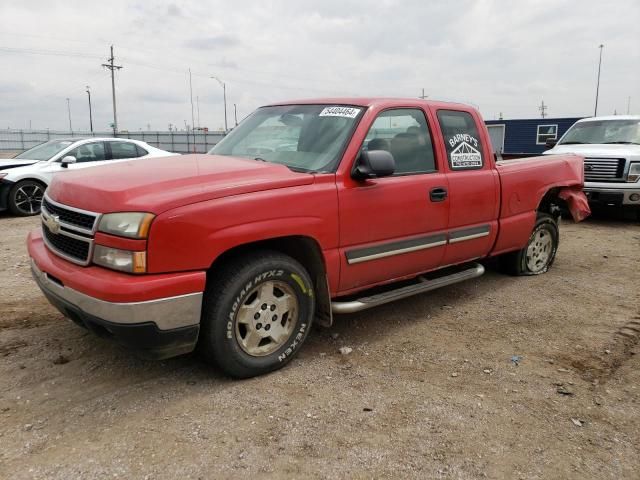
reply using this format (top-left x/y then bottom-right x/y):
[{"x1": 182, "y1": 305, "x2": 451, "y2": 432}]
[
  {"x1": 435, "y1": 109, "x2": 499, "y2": 266},
  {"x1": 337, "y1": 108, "x2": 449, "y2": 292}
]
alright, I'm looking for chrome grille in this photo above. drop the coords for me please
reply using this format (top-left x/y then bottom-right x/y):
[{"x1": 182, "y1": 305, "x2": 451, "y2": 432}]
[
  {"x1": 42, "y1": 197, "x2": 97, "y2": 231},
  {"x1": 584, "y1": 158, "x2": 625, "y2": 182},
  {"x1": 41, "y1": 195, "x2": 99, "y2": 265},
  {"x1": 43, "y1": 225, "x2": 91, "y2": 263}
]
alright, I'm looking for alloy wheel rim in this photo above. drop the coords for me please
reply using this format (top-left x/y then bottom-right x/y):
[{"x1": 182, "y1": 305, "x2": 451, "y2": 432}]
[
  {"x1": 14, "y1": 185, "x2": 44, "y2": 214},
  {"x1": 525, "y1": 229, "x2": 553, "y2": 272},
  {"x1": 234, "y1": 280, "x2": 298, "y2": 356}
]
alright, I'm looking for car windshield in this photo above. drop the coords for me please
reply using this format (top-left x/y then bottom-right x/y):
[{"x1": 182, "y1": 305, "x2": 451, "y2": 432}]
[
  {"x1": 14, "y1": 140, "x2": 74, "y2": 160},
  {"x1": 559, "y1": 119, "x2": 640, "y2": 145},
  {"x1": 209, "y1": 104, "x2": 364, "y2": 172}
]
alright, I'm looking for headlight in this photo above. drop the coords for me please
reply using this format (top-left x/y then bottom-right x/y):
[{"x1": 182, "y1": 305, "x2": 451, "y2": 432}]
[
  {"x1": 93, "y1": 245, "x2": 147, "y2": 273},
  {"x1": 628, "y1": 163, "x2": 640, "y2": 182},
  {"x1": 98, "y1": 212, "x2": 155, "y2": 239}
]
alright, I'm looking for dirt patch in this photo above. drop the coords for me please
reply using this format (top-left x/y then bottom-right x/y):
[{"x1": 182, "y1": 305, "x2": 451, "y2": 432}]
[
  {"x1": 0, "y1": 211, "x2": 639, "y2": 479},
  {"x1": 566, "y1": 315, "x2": 640, "y2": 385}
]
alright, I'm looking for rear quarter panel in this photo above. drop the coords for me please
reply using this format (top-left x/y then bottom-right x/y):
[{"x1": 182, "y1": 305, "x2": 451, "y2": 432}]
[{"x1": 491, "y1": 154, "x2": 584, "y2": 255}]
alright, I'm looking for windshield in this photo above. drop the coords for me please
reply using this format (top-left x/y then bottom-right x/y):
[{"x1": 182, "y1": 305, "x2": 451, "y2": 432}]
[
  {"x1": 559, "y1": 119, "x2": 640, "y2": 145},
  {"x1": 15, "y1": 140, "x2": 74, "y2": 160},
  {"x1": 209, "y1": 104, "x2": 363, "y2": 172}
]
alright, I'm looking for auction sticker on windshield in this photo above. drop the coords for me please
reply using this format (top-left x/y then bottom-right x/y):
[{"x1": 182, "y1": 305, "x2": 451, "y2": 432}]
[{"x1": 319, "y1": 106, "x2": 361, "y2": 118}]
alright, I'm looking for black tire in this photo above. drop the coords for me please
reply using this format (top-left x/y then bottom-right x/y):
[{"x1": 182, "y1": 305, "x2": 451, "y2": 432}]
[
  {"x1": 8, "y1": 179, "x2": 46, "y2": 216},
  {"x1": 501, "y1": 214, "x2": 559, "y2": 276},
  {"x1": 198, "y1": 250, "x2": 315, "y2": 378}
]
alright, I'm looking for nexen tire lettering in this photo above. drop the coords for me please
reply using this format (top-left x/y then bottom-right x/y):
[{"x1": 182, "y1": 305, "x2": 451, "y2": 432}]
[{"x1": 278, "y1": 323, "x2": 307, "y2": 362}]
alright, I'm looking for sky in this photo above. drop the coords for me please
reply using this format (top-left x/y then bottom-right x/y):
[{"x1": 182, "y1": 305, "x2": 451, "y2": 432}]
[{"x1": 0, "y1": 0, "x2": 639, "y2": 132}]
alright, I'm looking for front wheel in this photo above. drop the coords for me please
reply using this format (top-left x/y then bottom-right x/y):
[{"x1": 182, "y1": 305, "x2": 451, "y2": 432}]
[
  {"x1": 502, "y1": 214, "x2": 559, "y2": 275},
  {"x1": 8, "y1": 179, "x2": 46, "y2": 216},
  {"x1": 198, "y1": 250, "x2": 315, "y2": 378}
]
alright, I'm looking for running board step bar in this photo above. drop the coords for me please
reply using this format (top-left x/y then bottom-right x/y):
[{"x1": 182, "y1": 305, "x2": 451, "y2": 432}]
[{"x1": 331, "y1": 263, "x2": 485, "y2": 314}]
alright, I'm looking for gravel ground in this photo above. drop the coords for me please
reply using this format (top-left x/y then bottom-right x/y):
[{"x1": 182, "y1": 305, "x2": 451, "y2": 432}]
[{"x1": 0, "y1": 211, "x2": 639, "y2": 479}]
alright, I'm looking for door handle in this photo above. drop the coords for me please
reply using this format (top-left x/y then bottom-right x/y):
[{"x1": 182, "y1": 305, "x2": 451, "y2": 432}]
[{"x1": 430, "y1": 187, "x2": 448, "y2": 202}]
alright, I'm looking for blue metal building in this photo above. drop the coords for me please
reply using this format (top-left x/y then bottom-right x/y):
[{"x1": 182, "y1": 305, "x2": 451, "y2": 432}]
[{"x1": 485, "y1": 117, "x2": 583, "y2": 157}]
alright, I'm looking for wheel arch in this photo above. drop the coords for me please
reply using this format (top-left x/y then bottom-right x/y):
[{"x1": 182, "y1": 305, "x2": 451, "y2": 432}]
[
  {"x1": 206, "y1": 235, "x2": 333, "y2": 327},
  {"x1": 536, "y1": 186, "x2": 564, "y2": 218}
]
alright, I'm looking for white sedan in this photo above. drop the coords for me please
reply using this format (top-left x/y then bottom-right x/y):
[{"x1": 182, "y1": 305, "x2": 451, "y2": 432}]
[{"x1": 0, "y1": 138, "x2": 175, "y2": 216}]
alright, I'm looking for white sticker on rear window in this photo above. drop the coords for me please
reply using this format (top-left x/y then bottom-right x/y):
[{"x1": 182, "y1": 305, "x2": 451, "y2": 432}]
[
  {"x1": 319, "y1": 106, "x2": 361, "y2": 118},
  {"x1": 449, "y1": 135, "x2": 482, "y2": 168}
]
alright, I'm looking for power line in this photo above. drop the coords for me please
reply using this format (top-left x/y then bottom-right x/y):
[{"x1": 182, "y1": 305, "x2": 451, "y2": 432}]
[{"x1": 0, "y1": 46, "x2": 102, "y2": 59}]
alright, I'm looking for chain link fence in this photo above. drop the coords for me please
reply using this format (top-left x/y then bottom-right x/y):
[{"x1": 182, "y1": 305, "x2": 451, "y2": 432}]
[{"x1": 0, "y1": 129, "x2": 226, "y2": 154}]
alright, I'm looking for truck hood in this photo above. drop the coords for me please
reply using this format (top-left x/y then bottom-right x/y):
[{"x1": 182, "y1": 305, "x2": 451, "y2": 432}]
[
  {"x1": 543, "y1": 143, "x2": 640, "y2": 159},
  {"x1": 47, "y1": 154, "x2": 316, "y2": 214}
]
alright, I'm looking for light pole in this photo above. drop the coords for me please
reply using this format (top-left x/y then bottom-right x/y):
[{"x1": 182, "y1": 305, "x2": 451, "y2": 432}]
[
  {"x1": 234, "y1": 103, "x2": 238, "y2": 126},
  {"x1": 594, "y1": 44, "x2": 604, "y2": 116},
  {"x1": 211, "y1": 76, "x2": 228, "y2": 132},
  {"x1": 66, "y1": 98, "x2": 72, "y2": 131},
  {"x1": 86, "y1": 86, "x2": 93, "y2": 133}
]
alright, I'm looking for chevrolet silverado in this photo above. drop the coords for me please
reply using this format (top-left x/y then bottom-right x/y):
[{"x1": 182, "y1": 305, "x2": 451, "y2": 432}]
[{"x1": 27, "y1": 98, "x2": 590, "y2": 378}]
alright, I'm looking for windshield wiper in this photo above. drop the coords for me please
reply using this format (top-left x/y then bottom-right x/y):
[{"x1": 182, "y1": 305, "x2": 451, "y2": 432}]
[
  {"x1": 559, "y1": 141, "x2": 589, "y2": 145},
  {"x1": 253, "y1": 157, "x2": 310, "y2": 173},
  {"x1": 285, "y1": 165, "x2": 311, "y2": 173},
  {"x1": 602, "y1": 141, "x2": 640, "y2": 145}
]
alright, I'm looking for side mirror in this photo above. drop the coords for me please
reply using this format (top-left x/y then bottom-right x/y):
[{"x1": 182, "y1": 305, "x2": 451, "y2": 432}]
[
  {"x1": 60, "y1": 155, "x2": 77, "y2": 168},
  {"x1": 545, "y1": 138, "x2": 557, "y2": 149},
  {"x1": 352, "y1": 150, "x2": 395, "y2": 180}
]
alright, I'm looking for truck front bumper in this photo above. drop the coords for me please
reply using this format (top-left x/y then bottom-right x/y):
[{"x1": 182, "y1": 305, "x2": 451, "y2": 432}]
[
  {"x1": 28, "y1": 230, "x2": 206, "y2": 360},
  {"x1": 583, "y1": 182, "x2": 640, "y2": 207}
]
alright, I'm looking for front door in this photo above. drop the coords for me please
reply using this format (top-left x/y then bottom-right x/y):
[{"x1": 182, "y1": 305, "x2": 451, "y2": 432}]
[{"x1": 337, "y1": 108, "x2": 449, "y2": 293}]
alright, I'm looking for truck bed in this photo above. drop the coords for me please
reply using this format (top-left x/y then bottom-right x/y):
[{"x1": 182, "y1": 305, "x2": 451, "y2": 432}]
[{"x1": 490, "y1": 153, "x2": 585, "y2": 255}]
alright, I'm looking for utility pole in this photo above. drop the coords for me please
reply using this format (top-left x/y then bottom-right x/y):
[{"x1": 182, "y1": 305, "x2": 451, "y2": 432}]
[
  {"x1": 234, "y1": 103, "x2": 238, "y2": 126},
  {"x1": 211, "y1": 76, "x2": 228, "y2": 132},
  {"x1": 594, "y1": 44, "x2": 604, "y2": 116},
  {"x1": 538, "y1": 100, "x2": 547, "y2": 119},
  {"x1": 419, "y1": 88, "x2": 427, "y2": 99},
  {"x1": 196, "y1": 96, "x2": 201, "y2": 128},
  {"x1": 188, "y1": 68, "x2": 196, "y2": 151},
  {"x1": 86, "y1": 85, "x2": 93, "y2": 133},
  {"x1": 102, "y1": 45, "x2": 122, "y2": 135},
  {"x1": 627, "y1": 96, "x2": 631, "y2": 115},
  {"x1": 66, "y1": 98, "x2": 72, "y2": 131}
]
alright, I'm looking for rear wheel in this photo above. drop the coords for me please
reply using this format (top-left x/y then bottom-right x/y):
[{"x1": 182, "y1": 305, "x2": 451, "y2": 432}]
[
  {"x1": 502, "y1": 214, "x2": 559, "y2": 275},
  {"x1": 198, "y1": 250, "x2": 315, "y2": 378},
  {"x1": 8, "y1": 179, "x2": 46, "y2": 216}
]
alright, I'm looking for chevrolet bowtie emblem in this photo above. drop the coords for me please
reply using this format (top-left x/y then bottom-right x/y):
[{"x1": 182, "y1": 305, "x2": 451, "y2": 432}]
[{"x1": 44, "y1": 213, "x2": 61, "y2": 234}]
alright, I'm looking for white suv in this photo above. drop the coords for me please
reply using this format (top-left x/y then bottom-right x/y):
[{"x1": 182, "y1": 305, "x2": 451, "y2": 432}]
[
  {"x1": 0, "y1": 138, "x2": 175, "y2": 216},
  {"x1": 544, "y1": 116, "x2": 640, "y2": 217}
]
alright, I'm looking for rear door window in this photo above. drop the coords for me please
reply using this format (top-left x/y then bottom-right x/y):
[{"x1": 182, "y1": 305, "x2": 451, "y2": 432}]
[
  {"x1": 436, "y1": 110, "x2": 484, "y2": 170},
  {"x1": 109, "y1": 141, "x2": 142, "y2": 160}
]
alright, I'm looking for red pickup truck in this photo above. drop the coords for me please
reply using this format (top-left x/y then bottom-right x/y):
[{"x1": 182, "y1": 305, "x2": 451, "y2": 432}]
[{"x1": 27, "y1": 98, "x2": 589, "y2": 378}]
